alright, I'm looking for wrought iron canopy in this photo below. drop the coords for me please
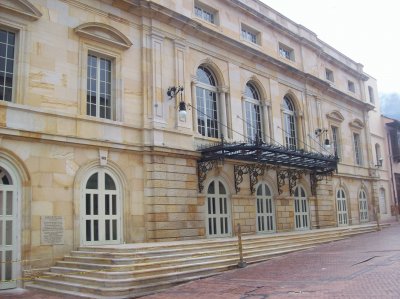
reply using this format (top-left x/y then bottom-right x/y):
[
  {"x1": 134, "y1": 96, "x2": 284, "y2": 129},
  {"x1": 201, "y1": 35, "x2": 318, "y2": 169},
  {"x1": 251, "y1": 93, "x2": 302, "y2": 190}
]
[{"x1": 198, "y1": 140, "x2": 338, "y2": 174}]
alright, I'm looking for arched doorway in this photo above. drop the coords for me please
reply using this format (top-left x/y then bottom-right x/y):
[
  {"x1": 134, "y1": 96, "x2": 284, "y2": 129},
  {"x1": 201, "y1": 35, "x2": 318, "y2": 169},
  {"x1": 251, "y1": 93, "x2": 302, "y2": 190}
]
[
  {"x1": 336, "y1": 188, "x2": 348, "y2": 226},
  {"x1": 0, "y1": 166, "x2": 19, "y2": 289},
  {"x1": 206, "y1": 179, "x2": 231, "y2": 237},
  {"x1": 256, "y1": 183, "x2": 275, "y2": 233},
  {"x1": 294, "y1": 186, "x2": 309, "y2": 230},
  {"x1": 359, "y1": 189, "x2": 368, "y2": 223},
  {"x1": 81, "y1": 169, "x2": 122, "y2": 245}
]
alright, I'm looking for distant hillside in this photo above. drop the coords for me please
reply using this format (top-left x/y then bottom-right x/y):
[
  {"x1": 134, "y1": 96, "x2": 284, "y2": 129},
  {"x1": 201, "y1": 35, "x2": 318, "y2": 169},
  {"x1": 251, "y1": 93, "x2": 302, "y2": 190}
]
[{"x1": 380, "y1": 93, "x2": 400, "y2": 120}]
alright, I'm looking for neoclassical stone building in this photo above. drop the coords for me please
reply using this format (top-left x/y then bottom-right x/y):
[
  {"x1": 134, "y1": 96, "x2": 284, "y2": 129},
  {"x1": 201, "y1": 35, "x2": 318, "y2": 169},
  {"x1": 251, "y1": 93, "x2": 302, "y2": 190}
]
[{"x1": 0, "y1": 0, "x2": 394, "y2": 288}]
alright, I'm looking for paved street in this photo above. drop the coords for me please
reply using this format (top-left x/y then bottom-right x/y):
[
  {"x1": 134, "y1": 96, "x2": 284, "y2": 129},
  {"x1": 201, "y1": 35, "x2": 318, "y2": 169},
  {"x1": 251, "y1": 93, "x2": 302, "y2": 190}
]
[
  {"x1": 1, "y1": 222, "x2": 399, "y2": 299},
  {"x1": 143, "y1": 222, "x2": 400, "y2": 299}
]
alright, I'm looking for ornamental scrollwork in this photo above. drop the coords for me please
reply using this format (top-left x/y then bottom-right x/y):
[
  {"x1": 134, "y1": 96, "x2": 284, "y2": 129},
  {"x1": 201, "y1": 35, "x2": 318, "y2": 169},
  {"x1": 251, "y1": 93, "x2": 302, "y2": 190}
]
[
  {"x1": 197, "y1": 161, "x2": 217, "y2": 193},
  {"x1": 234, "y1": 165, "x2": 249, "y2": 194}
]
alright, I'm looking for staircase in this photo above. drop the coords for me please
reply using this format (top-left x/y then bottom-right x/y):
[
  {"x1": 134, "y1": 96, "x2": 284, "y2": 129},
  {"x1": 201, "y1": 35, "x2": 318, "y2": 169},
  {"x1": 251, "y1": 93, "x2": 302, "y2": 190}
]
[{"x1": 27, "y1": 223, "x2": 385, "y2": 298}]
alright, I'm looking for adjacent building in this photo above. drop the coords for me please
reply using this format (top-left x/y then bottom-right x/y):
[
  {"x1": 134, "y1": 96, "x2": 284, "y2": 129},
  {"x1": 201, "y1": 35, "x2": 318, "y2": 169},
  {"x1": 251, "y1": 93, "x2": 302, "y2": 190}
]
[
  {"x1": 383, "y1": 116, "x2": 400, "y2": 214},
  {"x1": 0, "y1": 0, "x2": 395, "y2": 288}
]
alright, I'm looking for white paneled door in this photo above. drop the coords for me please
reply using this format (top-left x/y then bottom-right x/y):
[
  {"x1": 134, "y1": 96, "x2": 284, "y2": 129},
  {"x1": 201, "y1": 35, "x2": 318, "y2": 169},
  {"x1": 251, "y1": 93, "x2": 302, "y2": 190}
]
[
  {"x1": 359, "y1": 190, "x2": 369, "y2": 223},
  {"x1": 336, "y1": 189, "x2": 348, "y2": 226},
  {"x1": 294, "y1": 186, "x2": 309, "y2": 230},
  {"x1": 256, "y1": 183, "x2": 275, "y2": 233},
  {"x1": 0, "y1": 167, "x2": 18, "y2": 289},
  {"x1": 82, "y1": 170, "x2": 121, "y2": 245},
  {"x1": 206, "y1": 180, "x2": 231, "y2": 237}
]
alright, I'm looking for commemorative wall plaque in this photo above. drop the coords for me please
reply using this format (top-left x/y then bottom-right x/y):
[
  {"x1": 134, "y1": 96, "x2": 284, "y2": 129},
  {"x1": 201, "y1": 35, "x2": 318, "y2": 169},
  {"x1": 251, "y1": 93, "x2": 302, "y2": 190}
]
[{"x1": 41, "y1": 216, "x2": 65, "y2": 245}]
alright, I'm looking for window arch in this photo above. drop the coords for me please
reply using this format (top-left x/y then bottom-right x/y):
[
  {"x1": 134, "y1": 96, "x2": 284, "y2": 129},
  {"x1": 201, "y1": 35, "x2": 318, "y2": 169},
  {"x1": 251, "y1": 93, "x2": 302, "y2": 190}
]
[
  {"x1": 196, "y1": 66, "x2": 219, "y2": 138},
  {"x1": 336, "y1": 188, "x2": 348, "y2": 226},
  {"x1": 282, "y1": 95, "x2": 297, "y2": 149},
  {"x1": 359, "y1": 189, "x2": 368, "y2": 222},
  {"x1": 244, "y1": 82, "x2": 263, "y2": 143}
]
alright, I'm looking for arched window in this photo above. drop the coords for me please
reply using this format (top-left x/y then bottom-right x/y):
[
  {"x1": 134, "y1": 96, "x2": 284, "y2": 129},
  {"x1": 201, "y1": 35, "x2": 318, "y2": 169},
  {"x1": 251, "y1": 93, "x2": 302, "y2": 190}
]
[
  {"x1": 375, "y1": 143, "x2": 382, "y2": 166},
  {"x1": 359, "y1": 189, "x2": 368, "y2": 222},
  {"x1": 336, "y1": 188, "x2": 348, "y2": 226},
  {"x1": 206, "y1": 179, "x2": 231, "y2": 237},
  {"x1": 244, "y1": 82, "x2": 263, "y2": 143},
  {"x1": 256, "y1": 183, "x2": 274, "y2": 232},
  {"x1": 196, "y1": 66, "x2": 219, "y2": 138},
  {"x1": 283, "y1": 96, "x2": 297, "y2": 149}
]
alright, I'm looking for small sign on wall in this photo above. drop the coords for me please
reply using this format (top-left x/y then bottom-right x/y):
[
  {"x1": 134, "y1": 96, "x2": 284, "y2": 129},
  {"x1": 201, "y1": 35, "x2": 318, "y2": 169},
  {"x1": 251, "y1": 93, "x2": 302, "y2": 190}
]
[{"x1": 41, "y1": 216, "x2": 65, "y2": 245}]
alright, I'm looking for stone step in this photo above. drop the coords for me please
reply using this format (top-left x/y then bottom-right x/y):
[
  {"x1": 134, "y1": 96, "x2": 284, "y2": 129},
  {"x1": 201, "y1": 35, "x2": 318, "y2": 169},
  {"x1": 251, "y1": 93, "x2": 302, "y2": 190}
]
[
  {"x1": 55, "y1": 236, "x2": 343, "y2": 273},
  {"x1": 28, "y1": 224, "x2": 387, "y2": 298},
  {"x1": 77, "y1": 229, "x2": 346, "y2": 255},
  {"x1": 31, "y1": 267, "x2": 225, "y2": 298},
  {"x1": 66, "y1": 236, "x2": 335, "y2": 265}
]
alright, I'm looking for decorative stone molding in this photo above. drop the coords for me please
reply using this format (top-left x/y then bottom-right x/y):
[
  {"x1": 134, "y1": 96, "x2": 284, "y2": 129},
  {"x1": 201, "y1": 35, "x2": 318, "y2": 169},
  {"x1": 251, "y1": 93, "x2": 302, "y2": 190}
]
[
  {"x1": 263, "y1": 100, "x2": 272, "y2": 107},
  {"x1": 349, "y1": 118, "x2": 365, "y2": 130},
  {"x1": 0, "y1": 0, "x2": 42, "y2": 21},
  {"x1": 218, "y1": 86, "x2": 229, "y2": 93},
  {"x1": 326, "y1": 110, "x2": 344, "y2": 123},
  {"x1": 74, "y1": 22, "x2": 132, "y2": 49},
  {"x1": 191, "y1": 75, "x2": 198, "y2": 84}
]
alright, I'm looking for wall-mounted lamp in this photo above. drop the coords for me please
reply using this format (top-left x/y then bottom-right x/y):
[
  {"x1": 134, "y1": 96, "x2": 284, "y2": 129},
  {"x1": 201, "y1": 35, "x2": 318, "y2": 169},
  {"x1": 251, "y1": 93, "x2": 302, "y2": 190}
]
[
  {"x1": 376, "y1": 157, "x2": 383, "y2": 167},
  {"x1": 167, "y1": 86, "x2": 186, "y2": 119},
  {"x1": 315, "y1": 128, "x2": 330, "y2": 149}
]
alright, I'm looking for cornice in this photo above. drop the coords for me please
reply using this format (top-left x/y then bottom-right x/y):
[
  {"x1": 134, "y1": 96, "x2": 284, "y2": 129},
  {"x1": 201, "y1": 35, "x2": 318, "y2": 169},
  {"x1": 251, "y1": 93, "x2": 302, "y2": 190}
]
[
  {"x1": 99, "y1": 0, "x2": 371, "y2": 110},
  {"x1": 228, "y1": 0, "x2": 367, "y2": 80}
]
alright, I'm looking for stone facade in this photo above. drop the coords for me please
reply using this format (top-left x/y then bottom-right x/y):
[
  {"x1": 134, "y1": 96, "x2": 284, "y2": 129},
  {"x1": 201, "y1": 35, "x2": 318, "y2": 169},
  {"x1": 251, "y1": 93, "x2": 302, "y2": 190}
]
[{"x1": 0, "y1": 0, "x2": 394, "y2": 288}]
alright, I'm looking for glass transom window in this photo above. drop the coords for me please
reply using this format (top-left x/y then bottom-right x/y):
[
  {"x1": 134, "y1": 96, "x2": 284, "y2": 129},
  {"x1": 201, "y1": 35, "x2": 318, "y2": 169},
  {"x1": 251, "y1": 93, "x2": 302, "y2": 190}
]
[
  {"x1": 0, "y1": 29, "x2": 15, "y2": 102},
  {"x1": 87, "y1": 54, "x2": 113, "y2": 119},
  {"x1": 353, "y1": 133, "x2": 363, "y2": 165},
  {"x1": 283, "y1": 96, "x2": 297, "y2": 150},
  {"x1": 241, "y1": 26, "x2": 258, "y2": 44},
  {"x1": 279, "y1": 43, "x2": 294, "y2": 61},
  {"x1": 195, "y1": 5, "x2": 215, "y2": 24},
  {"x1": 196, "y1": 66, "x2": 219, "y2": 138},
  {"x1": 244, "y1": 82, "x2": 262, "y2": 143}
]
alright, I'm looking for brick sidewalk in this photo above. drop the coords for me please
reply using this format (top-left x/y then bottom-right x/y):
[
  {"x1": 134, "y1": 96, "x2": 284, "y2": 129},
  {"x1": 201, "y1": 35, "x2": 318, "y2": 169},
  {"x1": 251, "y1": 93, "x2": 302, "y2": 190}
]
[
  {"x1": 143, "y1": 223, "x2": 400, "y2": 299},
  {"x1": 1, "y1": 223, "x2": 399, "y2": 298}
]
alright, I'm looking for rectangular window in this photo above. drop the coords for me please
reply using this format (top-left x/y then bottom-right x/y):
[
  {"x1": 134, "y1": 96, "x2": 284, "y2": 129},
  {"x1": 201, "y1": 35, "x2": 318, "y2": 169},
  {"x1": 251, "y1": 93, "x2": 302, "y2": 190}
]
[
  {"x1": 331, "y1": 126, "x2": 341, "y2": 160},
  {"x1": 86, "y1": 54, "x2": 113, "y2": 120},
  {"x1": 353, "y1": 133, "x2": 363, "y2": 165},
  {"x1": 368, "y1": 86, "x2": 374, "y2": 103},
  {"x1": 0, "y1": 29, "x2": 15, "y2": 102},
  {"x1": 325, "y1": 68, "x2": 334, "y2": 82},
  {"x1": 279, "y1": 43, "x2": 295, "y2": 61},
  {"x1": 241, "y1": 25, "x2": 258, "y2": 44},
  {"x1": 195, "y1": 5, "x2": 215, "y2": 24},
  {"x1": 348, "y1": 80, "x2": 355, "y2": 93}
]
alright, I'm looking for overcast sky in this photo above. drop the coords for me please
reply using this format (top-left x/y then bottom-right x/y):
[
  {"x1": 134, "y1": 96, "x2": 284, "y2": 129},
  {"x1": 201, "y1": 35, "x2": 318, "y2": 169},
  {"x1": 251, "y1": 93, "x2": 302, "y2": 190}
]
[{"x1": 260, "y1": 0, "x2": 399, "y2": 95}]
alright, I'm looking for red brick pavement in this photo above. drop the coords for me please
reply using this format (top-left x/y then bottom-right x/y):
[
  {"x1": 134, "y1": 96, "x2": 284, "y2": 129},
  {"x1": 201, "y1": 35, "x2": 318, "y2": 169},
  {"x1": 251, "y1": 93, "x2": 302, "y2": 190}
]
[
  {"x1": 1, "y1": 223, "x2": 400, "y2": 299},
  {"x1": 143, "y1": 223, "x2": 400, "y2": 299}
]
